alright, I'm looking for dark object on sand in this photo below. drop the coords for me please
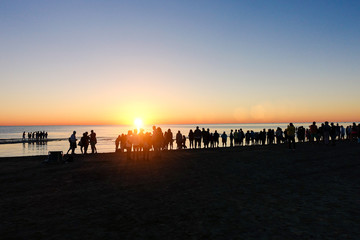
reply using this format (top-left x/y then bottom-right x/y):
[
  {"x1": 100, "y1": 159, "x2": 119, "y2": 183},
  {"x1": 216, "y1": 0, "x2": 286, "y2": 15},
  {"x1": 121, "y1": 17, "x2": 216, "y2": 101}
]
[{"x1": 48, "y1": 151, "x2": 63, "y2": 162}]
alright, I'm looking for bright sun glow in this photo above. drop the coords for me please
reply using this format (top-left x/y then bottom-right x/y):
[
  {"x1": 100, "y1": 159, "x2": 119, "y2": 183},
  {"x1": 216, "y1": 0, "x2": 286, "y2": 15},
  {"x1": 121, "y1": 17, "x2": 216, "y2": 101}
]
[{"x1": 134, "y1": 118, "x2": 143, "y2": 129}]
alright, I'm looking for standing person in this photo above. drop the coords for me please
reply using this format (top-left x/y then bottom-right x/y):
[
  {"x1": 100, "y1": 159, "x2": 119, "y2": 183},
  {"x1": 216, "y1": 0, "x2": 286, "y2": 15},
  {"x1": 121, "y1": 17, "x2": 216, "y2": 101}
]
[
  {"x1": 126, "y1": 130, "x2": 133, "y2": 160},
  {"x1": 229, "y1": 130, "x2": 234, "y2": 147},
  {"x1": 132, "y1": 129, "x2": 140, "y2": 159},
  {"x1": 188, "y1": 130, "x2": 194, "y2": 149},
  {"x1": 330, "y1": 123, "x2": 337, "y2": 145},
  {"x1": 221, "y1": 131, "x2": 227, "y2": 147},
  {"x1": 287, "y1": 123, "x2": 296, "y2": 150},
  {"x1": 214, "y1": 130, "x2": 220, "y2": 147},
  {"x1": 194, "y1": 126, "x2": 202, "y2": 149},
  {"x1": 79, "y1": 132, "x2": 90, "y2": 154},
  {"x1": 323, "y1": 121, "x2": 331, "y2": 145},
  {"x1": 66, "y1": 131, "x2": 77, "y2": 154},
  {"x1": 239, "y1": 129, "x2": 244, "y2": 146},
  {"x1": 167, "y1": 129, "x2": 174, "y2": 150},
  {"x1": 115, "y1": 135, "x2": 121, "y2": 152},
  {"x1": 176, "y1": 131, "x2": 182, "y2": 149},
  {"x1": 276, "y1": 127, "x2": 283, "y2": 144},
  {"x1": 143, "y1": 132, "x2": 151, "y2": 160},
  {"x1": 340, "y1": 125, "x2": 345, "y2": 140},
  {"x1": 89, "y1": 130, "x2": 97, "y2": 154},
  {"x1": 309, "y1": 122, "x2": 318, "y2": 142},
  {"x1": 182, "y1": 135, "x2": 187, "y2": 149},
  {"x1": 22, "y1": 131, "x2": 26, "y2": 140}
]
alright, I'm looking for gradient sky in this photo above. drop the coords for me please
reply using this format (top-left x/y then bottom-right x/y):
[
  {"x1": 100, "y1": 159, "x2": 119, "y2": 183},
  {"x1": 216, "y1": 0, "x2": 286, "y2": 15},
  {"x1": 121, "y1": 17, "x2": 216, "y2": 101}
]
[{"x1": 1, "y1": 0, "x2": 360, "y2": 126}]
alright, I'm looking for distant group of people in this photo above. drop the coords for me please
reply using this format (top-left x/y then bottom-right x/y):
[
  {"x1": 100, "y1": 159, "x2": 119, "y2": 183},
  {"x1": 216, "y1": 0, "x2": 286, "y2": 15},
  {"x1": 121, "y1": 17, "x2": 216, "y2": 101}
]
[
  {"x1": 23, "y1": 131, "x2": 48, "y2": 141},
  {"x1": 64, "y1": 121, "x2": 360, "y2": 158},
  {"x1": 115, "y1": 127, "x2": 168, "y2": 160},
  {"x1": 66, "y1": 130, "x2": 97, "y2": 155},
  {"x1": 307, "y1": 122, "x2": 360, "y2": 145}
]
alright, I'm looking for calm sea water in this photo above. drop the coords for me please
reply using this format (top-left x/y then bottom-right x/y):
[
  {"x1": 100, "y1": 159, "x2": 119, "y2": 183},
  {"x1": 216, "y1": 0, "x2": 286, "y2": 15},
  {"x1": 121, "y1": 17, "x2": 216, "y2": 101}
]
[{"x1": 0, "y1": 123, "x2": 354, "y2": 157}]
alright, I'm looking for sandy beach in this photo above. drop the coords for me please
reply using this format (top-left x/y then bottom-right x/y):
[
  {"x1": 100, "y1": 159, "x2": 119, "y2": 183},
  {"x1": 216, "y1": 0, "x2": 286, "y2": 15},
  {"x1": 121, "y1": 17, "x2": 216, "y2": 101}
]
[{"x1": 1, "y1": 142, "x2": 359, "y2": 239}]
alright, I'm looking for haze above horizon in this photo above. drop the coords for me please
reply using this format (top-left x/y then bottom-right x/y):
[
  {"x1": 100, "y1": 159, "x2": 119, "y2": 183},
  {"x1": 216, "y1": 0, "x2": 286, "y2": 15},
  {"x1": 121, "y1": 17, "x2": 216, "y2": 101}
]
[{"x1": 1, "y1": 0, "x2": 360, "y2": 126}]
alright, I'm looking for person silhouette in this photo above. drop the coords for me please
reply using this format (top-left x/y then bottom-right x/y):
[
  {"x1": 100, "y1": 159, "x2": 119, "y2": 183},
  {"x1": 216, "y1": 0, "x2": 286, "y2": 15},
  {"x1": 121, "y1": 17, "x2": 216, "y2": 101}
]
[
  {"x1": 89, "y1": 130, "x2": 97, "y2": 154},
  {"x1": 194, "y1": 126, "x2": 202, "y2": 149},
  {"x1": 287, "y1": 123, "x2": 296, "y2": 150},
  {"x1": 188, "y1": 130, "x2": 194, "y2": 149},
  {"x1": 66, "y1": 131, "x2": 77, "y2": 154},
  {"x1": 221, "y1": 131, "x2": 227, "y2": 147},
  {"x1": 176, "y1": 131, "x2": 182, "y2": 149}
]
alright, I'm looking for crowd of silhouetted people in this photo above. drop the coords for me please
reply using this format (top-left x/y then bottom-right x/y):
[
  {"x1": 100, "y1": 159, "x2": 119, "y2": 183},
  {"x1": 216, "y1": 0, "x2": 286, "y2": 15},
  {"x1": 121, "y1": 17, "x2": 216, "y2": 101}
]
[
  {"x1": 64, "y1": 122, "x2": 360, "y2": 159},
  {"x1": 111, "y1": 122, "x2": 360, "y2": 159},
  {"x1": 23, "y1": 131, "x2": 48, "y2": 142},
  {"x1": 66, "y1": 130, "x2": 97, "y2": 155}
]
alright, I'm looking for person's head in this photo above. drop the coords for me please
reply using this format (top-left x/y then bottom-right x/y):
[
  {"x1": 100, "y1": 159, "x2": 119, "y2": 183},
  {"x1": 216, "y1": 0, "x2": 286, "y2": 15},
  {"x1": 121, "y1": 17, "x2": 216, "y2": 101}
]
[
  {"x1": 290, "y1": 123, "x2": 294, "y2": 127},
  {"x1": 313, "y1": 121, "x2": 316, "y2": 125},
  {"x1": 91, "y1": 130, "x2": 94, "y2": 133},
  {"x1": 73, "y1": 131, "x2": 76, "y2": 134},
  {"x1": 196, "y1": 126, "x2": 199, "y2": 129}
]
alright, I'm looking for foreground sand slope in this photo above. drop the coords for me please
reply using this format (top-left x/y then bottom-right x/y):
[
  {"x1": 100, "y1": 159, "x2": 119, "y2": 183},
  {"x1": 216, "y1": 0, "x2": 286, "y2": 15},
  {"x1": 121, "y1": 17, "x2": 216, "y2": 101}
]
[{"x1": 1, "y1": 142, "x2": 360, "y2": 239}]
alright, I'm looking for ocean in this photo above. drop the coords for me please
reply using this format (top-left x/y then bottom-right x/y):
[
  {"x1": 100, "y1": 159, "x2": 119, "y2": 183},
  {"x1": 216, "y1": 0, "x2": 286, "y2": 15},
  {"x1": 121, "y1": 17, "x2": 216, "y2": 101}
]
[{"x1": 0, "y1": 122, "x2": 354, "y2": 157}]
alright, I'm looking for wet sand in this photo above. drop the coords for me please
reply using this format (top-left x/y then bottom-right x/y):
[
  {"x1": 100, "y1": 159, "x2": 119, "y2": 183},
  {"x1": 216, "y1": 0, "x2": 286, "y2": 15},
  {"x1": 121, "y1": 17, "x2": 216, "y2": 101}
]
[{"x1": 1, "y1": 142, "x2": 359, "y2": 239}]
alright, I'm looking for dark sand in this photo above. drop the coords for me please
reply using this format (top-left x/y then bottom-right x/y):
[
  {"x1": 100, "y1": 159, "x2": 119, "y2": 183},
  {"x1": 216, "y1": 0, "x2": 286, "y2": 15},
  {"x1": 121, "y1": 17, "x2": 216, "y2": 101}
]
[{"x1": 1, "y1": 142, "x2": 359, "y2": 239}]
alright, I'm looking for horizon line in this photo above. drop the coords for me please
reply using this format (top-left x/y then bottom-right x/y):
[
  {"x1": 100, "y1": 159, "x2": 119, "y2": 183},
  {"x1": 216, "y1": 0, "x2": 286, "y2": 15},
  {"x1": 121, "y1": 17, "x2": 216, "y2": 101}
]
[{"x1": 1, "y1": 120, "x2": 359, "y2": 127}]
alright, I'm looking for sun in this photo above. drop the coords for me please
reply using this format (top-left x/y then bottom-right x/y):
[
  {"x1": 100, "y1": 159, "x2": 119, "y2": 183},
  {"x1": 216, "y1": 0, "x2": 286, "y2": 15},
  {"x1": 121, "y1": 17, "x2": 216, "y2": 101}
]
[{"x1": 134, "y1": 118, "x2": 143, "y2": 130}]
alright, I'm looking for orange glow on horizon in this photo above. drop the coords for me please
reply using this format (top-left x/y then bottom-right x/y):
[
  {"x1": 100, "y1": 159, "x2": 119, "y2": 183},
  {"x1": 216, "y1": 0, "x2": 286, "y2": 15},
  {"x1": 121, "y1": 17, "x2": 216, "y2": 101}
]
[{"x1": 1, "y1": 100, "x2": 359, "y2": 126}]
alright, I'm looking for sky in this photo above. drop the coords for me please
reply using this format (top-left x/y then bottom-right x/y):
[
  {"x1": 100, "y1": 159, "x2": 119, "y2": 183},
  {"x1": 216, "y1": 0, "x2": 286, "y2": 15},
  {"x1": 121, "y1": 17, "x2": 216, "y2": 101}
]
[{"x1": 1, "y1": 0, "x2": 360, "y2": 126}]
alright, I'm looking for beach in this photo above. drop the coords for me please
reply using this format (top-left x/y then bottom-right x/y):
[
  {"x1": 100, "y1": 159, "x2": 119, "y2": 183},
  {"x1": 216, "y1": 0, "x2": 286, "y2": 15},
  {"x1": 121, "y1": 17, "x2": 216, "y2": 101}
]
[{"x1": 1, "y1": 142, "x2": 359, "y2": 239}]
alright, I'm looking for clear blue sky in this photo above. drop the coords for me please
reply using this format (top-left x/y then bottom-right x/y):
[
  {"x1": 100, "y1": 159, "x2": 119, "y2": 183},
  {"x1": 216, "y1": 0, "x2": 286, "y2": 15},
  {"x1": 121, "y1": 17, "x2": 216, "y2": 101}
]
[{"x1": 1, "y1": 0, "x2": 360, "y2": 125}]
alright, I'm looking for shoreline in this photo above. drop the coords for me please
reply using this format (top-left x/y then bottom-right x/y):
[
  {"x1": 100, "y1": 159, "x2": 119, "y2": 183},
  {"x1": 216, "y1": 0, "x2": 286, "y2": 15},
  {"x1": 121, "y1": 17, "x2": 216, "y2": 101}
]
[{"x1": 0, "y1": 140, "x2": 355, "y2": 160}]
